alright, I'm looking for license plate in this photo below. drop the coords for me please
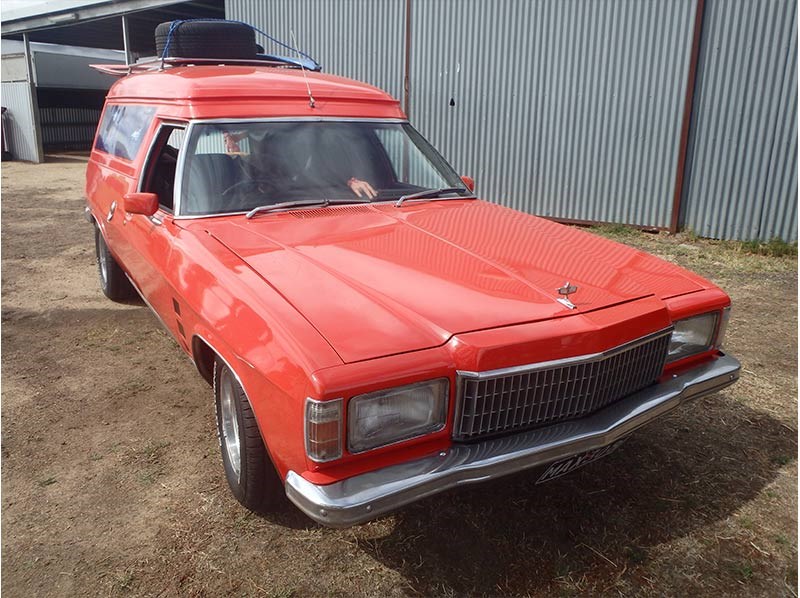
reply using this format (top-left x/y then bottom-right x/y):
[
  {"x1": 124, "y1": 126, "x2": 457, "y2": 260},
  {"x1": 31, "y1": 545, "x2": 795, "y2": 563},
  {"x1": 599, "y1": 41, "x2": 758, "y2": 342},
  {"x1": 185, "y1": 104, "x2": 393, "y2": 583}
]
[{"x1": 536, "y1": 438, "x2": 627, "y2": 484}]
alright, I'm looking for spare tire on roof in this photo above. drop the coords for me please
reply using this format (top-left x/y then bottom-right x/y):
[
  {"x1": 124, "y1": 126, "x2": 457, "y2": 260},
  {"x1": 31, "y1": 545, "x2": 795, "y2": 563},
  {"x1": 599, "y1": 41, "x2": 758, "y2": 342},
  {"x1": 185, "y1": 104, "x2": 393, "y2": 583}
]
[{"x1": 155, "y1": 20, "x2": 257, "y2": 59}]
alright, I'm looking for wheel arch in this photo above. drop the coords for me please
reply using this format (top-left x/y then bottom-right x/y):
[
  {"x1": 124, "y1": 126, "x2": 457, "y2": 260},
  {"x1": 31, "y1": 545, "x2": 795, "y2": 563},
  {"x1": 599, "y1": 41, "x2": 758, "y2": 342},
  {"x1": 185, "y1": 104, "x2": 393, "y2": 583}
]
[
  {"x1": 191, "y1": 334, "x2": 216, "y2": 386},
  {"x1": 191, "y1": 332, "x2": 289, "y2": 479},
  {"x1": 191, "y1": 334, "x2": 259, "y2": 412}
]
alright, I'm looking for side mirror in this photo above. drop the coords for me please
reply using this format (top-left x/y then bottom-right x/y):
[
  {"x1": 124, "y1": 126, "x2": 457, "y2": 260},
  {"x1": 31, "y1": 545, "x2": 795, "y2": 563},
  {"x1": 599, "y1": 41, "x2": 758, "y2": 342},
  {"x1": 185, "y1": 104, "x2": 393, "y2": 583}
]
[
  {"x1": 123, "y1": 192, "x2": 158, "y2": 216},
  {"x1": 460, "y1": 175, "x2": 475, "y2": 193}
]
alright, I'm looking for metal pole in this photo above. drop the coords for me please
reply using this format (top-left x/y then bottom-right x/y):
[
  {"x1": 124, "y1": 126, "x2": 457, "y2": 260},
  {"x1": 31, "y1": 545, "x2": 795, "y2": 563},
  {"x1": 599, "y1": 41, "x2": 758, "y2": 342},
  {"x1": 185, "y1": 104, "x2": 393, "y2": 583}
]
[
  {"x1": 403, "y1": 0, "x2": 411, "y2": 116},
  {"x1": 22, "y1": 33, "x2": 45, "y2": 163},
  {"x1": 122, "y1": 14, "x2": 134, "y2": 66},
  {"x1": 670, "y1": 0, "x2": 706, "y2": 234}
]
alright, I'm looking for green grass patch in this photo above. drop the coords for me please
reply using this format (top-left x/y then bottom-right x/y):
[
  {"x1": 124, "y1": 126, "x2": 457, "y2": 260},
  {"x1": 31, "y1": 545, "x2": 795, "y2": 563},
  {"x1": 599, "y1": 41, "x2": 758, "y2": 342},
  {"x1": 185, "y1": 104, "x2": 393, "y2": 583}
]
[
  {"x1": 734, "y1": 562, "x2": 754, "y2": 581},
  {"x1": 737, "y1": 237, "x2": 798, "y2": 257},
  {"x1": 772, "y1": 454, "x2": 793, "y2": 466},
  {"x1": 738, "y1": 515, "x2": 755, "y2": 530},
  {"x1": 590, "y1": 223, "x2": 640, "y2": 238}
]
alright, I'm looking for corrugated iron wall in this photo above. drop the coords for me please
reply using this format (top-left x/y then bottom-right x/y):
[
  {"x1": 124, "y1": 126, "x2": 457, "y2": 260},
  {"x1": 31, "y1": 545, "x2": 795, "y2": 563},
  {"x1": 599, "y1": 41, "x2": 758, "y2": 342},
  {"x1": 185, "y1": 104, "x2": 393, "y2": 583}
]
[
  {"x1": 39, "y1": 106, "x2": 102, "y2": 151},
  {"x1": 1, "y1": 82, "x2": 40, "y2": 162},
  {"x1": 681, "y1": 0, "x2": 798, "y2": 241},
  {"x1": 408, "y1": 0, "x2": 696, "y2": 228},
  {"x1": 226, "y1": 0, "x2": 405, "y2": 101},
  {"x1": 227, "y1": 0, "x2": 797, "y2": 241}
]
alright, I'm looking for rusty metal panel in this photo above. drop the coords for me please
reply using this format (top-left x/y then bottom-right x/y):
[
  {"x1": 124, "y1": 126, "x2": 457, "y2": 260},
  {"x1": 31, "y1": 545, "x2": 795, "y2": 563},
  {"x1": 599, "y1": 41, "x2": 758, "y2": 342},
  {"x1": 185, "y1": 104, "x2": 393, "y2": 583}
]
[
  {"x1": 225, "y1": 0, "x2": 406, "y2": 102},
  {"x1": 681, "y1": 0, "x2": 797, "y2": 241},
  {"x1": 1, "y1": 82, "x2": 39, "y2": 161},
  {"x1": 407, "y1": 0, "x2": 698, "y2": 229}
]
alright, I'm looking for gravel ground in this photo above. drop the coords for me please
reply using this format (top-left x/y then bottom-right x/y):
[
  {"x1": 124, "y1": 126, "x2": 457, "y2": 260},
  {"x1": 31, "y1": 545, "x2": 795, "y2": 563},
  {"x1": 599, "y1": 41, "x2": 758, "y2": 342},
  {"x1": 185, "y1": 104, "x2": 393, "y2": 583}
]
[{"x1": 2, "y1": 157, "x2": 797, "y2": 597}]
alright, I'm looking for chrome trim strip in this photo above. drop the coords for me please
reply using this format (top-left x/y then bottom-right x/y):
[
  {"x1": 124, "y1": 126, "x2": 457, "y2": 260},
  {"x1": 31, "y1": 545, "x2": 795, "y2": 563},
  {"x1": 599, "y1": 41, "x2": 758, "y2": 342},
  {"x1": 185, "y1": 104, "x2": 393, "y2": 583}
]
[
  {"x1": 174, "y1": 210, "x2": 252, "y2": 221},
  {"x1": 714, "y1": 306, "x2": 731, "y2": 350},
  {"x1": 285, "y1": 354, "x2": 740, "y2": 528},
  {"x1": 172, "y1": 201, "x2": 395, "y2": 221},
  {"x1": 456, "y1": 327, "x2": 673, "y2": 380},
  {"x1": 192, "y1": 335, "x2": 252, "y2": 407},
  {"x1": 136, "y1": 120, "x2": 188, "y2": 193},
  {"x1": 123, "y1": 271, "x2": 175, "y2": 339},
  {"x1": 173, "y1": 120, "x2": 194, "y2": 217}
]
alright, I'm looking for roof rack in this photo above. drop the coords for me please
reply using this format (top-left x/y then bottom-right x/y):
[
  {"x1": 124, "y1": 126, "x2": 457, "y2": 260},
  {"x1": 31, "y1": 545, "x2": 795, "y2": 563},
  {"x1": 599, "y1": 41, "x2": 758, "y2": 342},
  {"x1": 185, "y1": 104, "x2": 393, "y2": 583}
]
[{"x1": 90, "y1": 54, "x2": 321, "y2": 77}]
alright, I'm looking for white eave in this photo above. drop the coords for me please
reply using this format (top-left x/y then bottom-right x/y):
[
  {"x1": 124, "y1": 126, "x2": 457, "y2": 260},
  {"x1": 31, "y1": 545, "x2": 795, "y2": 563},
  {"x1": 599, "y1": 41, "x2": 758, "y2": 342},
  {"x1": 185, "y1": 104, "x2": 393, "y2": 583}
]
[{"x1": 1, "y1": 0, "x2": 187, "y2": 35}]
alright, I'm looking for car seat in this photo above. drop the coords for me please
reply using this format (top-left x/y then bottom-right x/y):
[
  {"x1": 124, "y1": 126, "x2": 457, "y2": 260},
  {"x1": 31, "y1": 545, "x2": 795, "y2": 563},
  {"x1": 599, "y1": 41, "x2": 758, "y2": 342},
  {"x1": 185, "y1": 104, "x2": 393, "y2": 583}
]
[{"x1": 184, "y1": 153, "x2": 237, "y2": 214}]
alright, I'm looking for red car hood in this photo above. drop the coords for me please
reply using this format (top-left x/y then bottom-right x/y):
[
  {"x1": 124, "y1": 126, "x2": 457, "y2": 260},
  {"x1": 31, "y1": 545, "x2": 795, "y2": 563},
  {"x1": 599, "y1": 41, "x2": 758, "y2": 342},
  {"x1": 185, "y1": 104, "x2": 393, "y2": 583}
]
[{"x1": 194, "y1": 200, "x2": 710, "y2": 363}]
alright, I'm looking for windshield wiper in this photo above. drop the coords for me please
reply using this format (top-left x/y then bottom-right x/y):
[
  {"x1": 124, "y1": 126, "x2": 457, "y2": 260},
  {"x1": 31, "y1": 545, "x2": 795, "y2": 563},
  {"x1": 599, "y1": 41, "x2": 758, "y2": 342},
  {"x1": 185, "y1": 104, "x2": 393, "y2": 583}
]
[
  {"x1": 245, "y1": 198, "x2": 369, "y2": 219},
  {"x1": 395, "y1": 187, "x2": 474, "y2": 207}
]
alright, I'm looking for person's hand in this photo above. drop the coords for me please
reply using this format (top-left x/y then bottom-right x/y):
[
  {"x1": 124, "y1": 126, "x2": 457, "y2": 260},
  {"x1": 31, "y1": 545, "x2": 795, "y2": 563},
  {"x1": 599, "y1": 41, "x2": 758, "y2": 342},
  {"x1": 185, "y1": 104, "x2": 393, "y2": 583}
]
[
  {"x1": 223, "y1": 131, "x2": 246, "y2": 153},
  {"x1": 348, "y1": 177, "x2": 377, "y2": 199}
]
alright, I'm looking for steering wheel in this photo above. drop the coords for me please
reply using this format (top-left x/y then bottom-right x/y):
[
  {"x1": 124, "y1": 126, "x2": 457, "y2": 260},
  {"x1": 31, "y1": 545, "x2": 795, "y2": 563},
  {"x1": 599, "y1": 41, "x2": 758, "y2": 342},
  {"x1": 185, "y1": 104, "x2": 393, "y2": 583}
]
[{"x1": 222, "y1": 178, "x2": 278, "y2": 198}]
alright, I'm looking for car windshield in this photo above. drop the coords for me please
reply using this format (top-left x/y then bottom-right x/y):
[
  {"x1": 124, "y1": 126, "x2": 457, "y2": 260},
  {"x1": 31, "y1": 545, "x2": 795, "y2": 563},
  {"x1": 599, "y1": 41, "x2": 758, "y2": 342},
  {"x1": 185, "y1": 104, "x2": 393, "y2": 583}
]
[{"x1": 178, "y1": 120, "x2": 470, "y2": 216}]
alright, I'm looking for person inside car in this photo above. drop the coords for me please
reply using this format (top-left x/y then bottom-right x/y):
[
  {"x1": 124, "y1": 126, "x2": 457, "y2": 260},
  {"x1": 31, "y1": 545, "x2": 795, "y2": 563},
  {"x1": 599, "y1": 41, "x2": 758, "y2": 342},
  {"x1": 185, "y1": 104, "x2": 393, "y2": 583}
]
[{"x1": 223, "y1": 130, "x2": 377, "y2": 199}]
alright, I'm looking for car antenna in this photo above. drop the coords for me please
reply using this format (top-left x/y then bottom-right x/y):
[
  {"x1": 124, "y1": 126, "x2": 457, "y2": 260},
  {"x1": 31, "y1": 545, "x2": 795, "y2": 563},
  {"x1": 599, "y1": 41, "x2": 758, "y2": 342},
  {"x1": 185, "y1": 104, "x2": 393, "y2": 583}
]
[{"x1": 290, "y1": 29, "x2": 315, "y2": 108}]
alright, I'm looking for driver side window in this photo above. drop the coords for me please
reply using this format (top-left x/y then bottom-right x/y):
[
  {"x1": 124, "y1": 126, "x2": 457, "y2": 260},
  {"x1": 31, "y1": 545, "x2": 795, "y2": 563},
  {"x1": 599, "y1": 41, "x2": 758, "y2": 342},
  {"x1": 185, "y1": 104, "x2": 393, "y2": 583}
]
[{"x1": 142, "y1": 125, "x2": 185, "y2": 212}]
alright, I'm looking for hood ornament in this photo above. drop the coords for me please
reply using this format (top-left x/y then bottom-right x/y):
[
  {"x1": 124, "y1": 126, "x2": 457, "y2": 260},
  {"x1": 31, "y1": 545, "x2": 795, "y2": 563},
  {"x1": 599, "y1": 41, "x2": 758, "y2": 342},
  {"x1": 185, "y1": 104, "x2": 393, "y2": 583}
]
[{"x1": 556, "y1": 282, "x2": 578, "y2": 310}]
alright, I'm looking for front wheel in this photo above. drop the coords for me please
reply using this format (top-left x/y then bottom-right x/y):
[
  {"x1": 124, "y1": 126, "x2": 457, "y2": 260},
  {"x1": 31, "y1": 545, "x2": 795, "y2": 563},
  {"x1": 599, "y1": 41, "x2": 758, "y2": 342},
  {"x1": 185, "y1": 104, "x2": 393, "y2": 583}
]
[
  {"x1": 214, "y1": 358, "x2": 283, "y2": 513},
  {"x1": 94, "y1": 225, "x2": 135, "y2": 301}
]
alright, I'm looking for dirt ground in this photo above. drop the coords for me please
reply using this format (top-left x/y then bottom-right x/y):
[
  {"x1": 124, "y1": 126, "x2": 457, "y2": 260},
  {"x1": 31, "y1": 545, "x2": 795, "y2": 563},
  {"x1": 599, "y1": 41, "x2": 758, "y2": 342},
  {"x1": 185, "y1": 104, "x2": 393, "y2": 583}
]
[{"x1": 1, "y1": 158, "x2": 797, "y2": 597}]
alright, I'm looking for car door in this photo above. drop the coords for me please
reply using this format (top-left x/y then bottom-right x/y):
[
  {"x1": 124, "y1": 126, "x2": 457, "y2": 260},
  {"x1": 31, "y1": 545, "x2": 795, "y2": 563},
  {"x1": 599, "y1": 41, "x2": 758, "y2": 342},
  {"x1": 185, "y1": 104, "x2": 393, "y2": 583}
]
[{"x1": 120, "y1": 123, "x2": 187, "y2": 338}]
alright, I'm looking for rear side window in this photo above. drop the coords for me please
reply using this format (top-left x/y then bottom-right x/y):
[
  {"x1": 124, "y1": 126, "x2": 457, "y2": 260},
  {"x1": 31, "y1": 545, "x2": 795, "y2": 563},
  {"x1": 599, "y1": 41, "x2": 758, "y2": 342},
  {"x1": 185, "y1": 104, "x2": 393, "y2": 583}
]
[{"x1": 94, "y1": 105, "x2": 156, "y2": 160}]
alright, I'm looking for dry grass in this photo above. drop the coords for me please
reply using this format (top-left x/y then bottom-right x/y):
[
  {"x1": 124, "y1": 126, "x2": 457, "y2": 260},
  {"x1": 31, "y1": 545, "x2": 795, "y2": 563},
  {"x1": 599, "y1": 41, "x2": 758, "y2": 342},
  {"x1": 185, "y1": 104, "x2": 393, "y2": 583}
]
[{"x1": 2, "y1": 160, "x2": 797, "y2": 597}]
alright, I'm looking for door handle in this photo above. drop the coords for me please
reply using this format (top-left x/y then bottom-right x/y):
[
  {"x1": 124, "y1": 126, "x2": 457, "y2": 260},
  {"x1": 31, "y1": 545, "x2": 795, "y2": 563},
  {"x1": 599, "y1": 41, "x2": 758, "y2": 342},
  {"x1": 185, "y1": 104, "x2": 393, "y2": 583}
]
[{"x1": 107, "y1": 200, "x2": 117, "y2": 222}]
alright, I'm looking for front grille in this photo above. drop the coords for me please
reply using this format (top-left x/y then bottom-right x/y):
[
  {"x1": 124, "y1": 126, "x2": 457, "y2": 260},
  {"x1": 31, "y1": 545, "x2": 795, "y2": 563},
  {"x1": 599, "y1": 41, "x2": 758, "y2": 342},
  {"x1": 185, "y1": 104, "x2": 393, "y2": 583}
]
[{"x1": 453, "y1": 329, "x2": 672, "y2": 441}]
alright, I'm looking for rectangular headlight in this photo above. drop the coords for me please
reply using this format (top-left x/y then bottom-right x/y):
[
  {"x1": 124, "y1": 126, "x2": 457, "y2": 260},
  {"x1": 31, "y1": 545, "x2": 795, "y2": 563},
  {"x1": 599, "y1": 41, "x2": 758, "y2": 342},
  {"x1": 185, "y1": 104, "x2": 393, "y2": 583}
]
[
  {"x1": 667, "y1": 312, "x2": 718, "y2": 363},
  {"x1": 348, "y1": 379, "x2": 449, "y2": 453}
]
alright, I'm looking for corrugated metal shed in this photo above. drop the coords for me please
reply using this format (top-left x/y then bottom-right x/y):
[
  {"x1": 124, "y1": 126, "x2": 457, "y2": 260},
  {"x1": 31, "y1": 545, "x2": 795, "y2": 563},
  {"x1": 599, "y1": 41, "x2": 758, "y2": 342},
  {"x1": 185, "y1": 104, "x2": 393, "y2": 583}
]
[
  {"x1": 39, "y1": 106, "x2": 103, "y2": 150},
  {"x1": 2, "y1": 81, "x2": 40, "y2": 161},
  {"x1": 681, "y1": 0, "x2": 797, "y2": 241},
  {"x1": 227, "y1": 0, "x2": 699, "y2": 230},
  {"x1": 228, "y1": 0, "x2": 406, "y2": 102},
  {"x1": 224, "y1": 0, "x2": 797, "y2": 241},
  {"x1": 408, "y1": 0, "x2": 696, "y2": 229}
]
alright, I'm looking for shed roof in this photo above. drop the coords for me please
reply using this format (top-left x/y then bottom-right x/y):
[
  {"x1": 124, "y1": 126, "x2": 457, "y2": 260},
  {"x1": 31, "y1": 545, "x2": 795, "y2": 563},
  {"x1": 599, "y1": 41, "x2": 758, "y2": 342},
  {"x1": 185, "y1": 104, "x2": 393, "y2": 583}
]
[{"x1": 1, "y1": 0, "x2": 224, "y2": 54}]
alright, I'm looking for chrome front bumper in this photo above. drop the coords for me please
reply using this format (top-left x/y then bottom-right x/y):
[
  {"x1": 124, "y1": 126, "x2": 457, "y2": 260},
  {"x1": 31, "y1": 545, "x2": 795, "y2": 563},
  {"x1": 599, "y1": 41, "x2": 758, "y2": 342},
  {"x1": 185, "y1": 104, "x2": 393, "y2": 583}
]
[{"x1": 285, "y1": 354, "x2": 740, "y2": 528}]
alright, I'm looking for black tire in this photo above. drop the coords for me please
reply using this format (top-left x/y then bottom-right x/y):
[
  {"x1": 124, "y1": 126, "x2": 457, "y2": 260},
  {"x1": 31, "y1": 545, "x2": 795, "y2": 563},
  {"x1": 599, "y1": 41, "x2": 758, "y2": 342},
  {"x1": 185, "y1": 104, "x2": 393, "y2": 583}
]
[
  {"x1": 94, "y1": 225, "x2": 135, "y2": 301},
  {"x1": 214, "y1": 358, "x2": 283, "y2": 513},
  {"x1": 155, "y1": 20, "x2": 257, "y2": 60}
]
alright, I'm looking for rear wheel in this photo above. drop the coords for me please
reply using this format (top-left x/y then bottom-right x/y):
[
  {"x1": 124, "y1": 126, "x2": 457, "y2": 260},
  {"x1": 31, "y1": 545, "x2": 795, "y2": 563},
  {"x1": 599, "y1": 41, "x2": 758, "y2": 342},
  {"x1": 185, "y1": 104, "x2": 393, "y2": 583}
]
[
  {"x1": 214, "y1": 358, "x2": 283, "y2": 513},
  {"x1": 94, "y1": 226, "x2": 135, "y2": 301}
]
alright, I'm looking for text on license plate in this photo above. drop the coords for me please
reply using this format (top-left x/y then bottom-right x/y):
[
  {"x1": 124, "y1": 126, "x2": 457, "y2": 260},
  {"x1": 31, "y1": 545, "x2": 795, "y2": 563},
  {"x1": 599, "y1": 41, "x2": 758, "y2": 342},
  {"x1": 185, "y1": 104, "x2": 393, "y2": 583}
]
[{"x1": 536, "y1": 438, "x2": 628, "y2": 484}]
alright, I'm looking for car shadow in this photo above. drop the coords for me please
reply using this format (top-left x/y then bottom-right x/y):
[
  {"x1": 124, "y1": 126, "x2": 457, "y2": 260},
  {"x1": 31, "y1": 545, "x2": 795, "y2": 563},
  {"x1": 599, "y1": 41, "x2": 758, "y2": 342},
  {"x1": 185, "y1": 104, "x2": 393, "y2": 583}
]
[{"x1": 357, "y1": 394, "x2": 795, "y2": 595}]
